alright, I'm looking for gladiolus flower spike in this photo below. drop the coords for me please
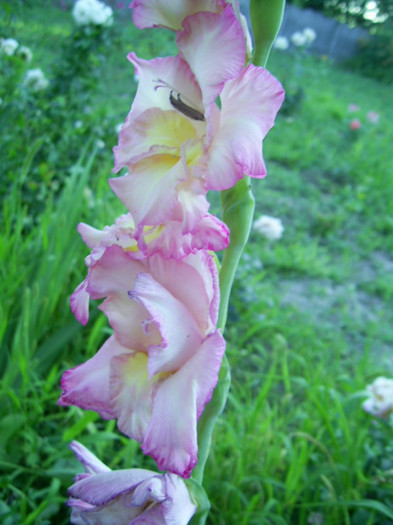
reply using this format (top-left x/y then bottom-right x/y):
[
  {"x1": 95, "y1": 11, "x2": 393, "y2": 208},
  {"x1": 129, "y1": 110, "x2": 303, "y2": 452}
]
[{"x1": 59, "y1": 2, "x2": 284, "y2": 524}]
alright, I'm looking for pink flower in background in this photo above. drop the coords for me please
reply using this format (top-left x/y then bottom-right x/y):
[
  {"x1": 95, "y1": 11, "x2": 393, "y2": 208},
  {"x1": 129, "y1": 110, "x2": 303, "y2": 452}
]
[
  {"x1": 350, "y1": 118, "x2": 361, "y2": 130},
  {"x1": 348, "y1": 104, "x2": 360, "y2": 112},
  {"x1": 60, "y1": 244, "x2": 225, "y2": 477},
  {"x1": 112, "y1": 4, "x2": 284, "y2": 232},
  {"x1": 367, "y1": 111, "x2": 380, "y2": 124},
  {"x1": 68, "y1": 441, "x2": 196, "y2": 524}
]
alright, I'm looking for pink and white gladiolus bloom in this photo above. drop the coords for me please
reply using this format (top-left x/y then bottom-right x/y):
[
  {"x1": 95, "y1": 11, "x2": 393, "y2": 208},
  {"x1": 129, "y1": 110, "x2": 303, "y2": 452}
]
[
  {"x1": 132, "y1": 0, "x2": 253, "y2": 60},
  {"x1": 59, "y1": 235, "x2": 225, "y2": 478},
  {"x1": 73, "y1": 210, "x2": 229, "y2": 262},
  {"x1": 112, "y1": 4, "x2": 284, "y2": 233},
  {"x1": 68, "y1": 441, "x2": 196, "y2": 524}
]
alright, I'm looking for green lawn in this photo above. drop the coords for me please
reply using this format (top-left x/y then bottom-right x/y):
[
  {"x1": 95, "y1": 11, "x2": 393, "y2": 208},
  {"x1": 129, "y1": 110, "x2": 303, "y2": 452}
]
[{"x1": 1, "y1": 2, "x2": 393, "y2": 524}]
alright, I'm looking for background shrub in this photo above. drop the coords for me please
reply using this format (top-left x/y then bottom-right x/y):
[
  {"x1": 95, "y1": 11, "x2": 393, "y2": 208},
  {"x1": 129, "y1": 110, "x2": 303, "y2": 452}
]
[{"x1": 346, "y1": 25, "x2": 393, "y2": 84}]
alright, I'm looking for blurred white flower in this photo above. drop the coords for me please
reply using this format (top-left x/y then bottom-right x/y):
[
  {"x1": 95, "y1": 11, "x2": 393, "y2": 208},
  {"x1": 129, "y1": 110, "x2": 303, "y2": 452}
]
[
  {"x1": 115, "y1": 122, "x2": 123, "y2": 134},
  {"x1": 253, "y1": 215, "x2": 284, "y2": 241},
  {"x1": 303, "y1": 27, "x2": 316, "y2": 45},
  {"x1": 290, "y1": 31, "x2": 307, "y2": 47},
  {"x1": 17, "y1": 45, "x2": 33, "y2": 63},
  {"x1": 274, "y1": 36, "x2": 289, "y2": 51},
  {"x1": 74, "y1": 120, "x2": 83, "y2": 129},
  {"x1": 90, "y1": 4, "x2": 113, "y2": 26},
  {"x1": 23, "y1": 68, "x2": 49, "y2": 92},
  {"x1": 362, "y1": 377, "x2": 393, "y2": 418},
  {"x1": 96, "y1": 139, "x2": 105, "y2": 149},
  {"x1": 72, "y1": 0, "x2": 113, "y2": 27},
  {"x1": 367, "y1": 111, "x2": 380, "y2": 124},
  {"x1": 72, "y1": 0, "x2": 90, "y2": 25},
  {"x1": 0, "y1": 38, "x2": 19, "y2": 56}
]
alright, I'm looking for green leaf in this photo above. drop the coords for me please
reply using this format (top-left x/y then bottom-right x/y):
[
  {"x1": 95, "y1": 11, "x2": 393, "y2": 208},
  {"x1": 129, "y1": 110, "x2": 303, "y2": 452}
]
[
  {"x1": 34, "y1": 321, "x2": 82, "y2": 375},
  {"x1": 0, "y1": 414, "x2": 26, "y2": 455},
  {"x1": 342, "y1": 500, "x2": 393, "y2": 521},
  {"x1": 62, "y1": 411, "x2": 99, "y2": 442}
]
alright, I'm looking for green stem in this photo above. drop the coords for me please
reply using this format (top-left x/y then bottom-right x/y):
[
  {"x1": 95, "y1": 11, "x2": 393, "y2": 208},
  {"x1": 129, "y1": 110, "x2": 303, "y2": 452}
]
[
  {"x1": 191, "y1": 354, "x2": 231, "y2": 486},
  {"x1": 250, "y1": 0, "x2": 286, "y2": 66},
  {"x1": 189, "y1": 179, "x2": 255, "y2": 525},
  {"x1": 189, "y1": 2, "x2": 286, "y2": 521},
  {"x1": 218, "y1": 178, "x2": 256, "y2": 331}
]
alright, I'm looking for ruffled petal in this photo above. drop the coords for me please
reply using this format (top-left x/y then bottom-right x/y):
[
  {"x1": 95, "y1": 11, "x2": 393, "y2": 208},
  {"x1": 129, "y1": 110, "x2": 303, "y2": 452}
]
[
  {"x1": 176, "y1": 5, "x2": 245, "y2": 108},
  {"x1": 207, "y1": 64, "x2": 285, "y2": 190},
  {"x1": 130, "y1": 473, "x2": 196, "y2": 525},
  {"x1": 147, "y1": 253, "x2": 216, "y2": 334},
  {"x1": 69, "y1": 466, "x2": 196, "y2": 525},
  {"x1": 188, "y1": 250, "x2": 221, "y2": 329},
  {"x1": 110, "y1": 155, "x2": 185, "y2": 227},
  {"x1": 114, "y1": 108, "x2": 196, "y2": 172},
  {"x1": 77, "y1": 223, "x2": 107, "y2": 249},
  {"x1": 70, "y1": 495, "x2": 142, "y2": 524},
  {"x1": 131, "y1": 0, "x2": 225, "y2": 30},
  {"x1": 69, "y1": 441, "x2": 111, "y2": 475},
  {"x1": 109, "y1": 352, "x2": 160, "y2": 442},
  {"x1": 136, "y1": 213, "x2": 229, "y2": 260},
  {"x1": 58, "y1": 335, "x2": 126, "y2": 419},
  {"x1": 142, "y1": 331, "x2": 226, "y2": 478},
  {"x1": 160, "y1": 473, "x2": 197, "y2": 524},
  {"x1": 120, "y1": 53, "x2": 203, "y2": 125},
  {"x1": 78, "y1": 215, "x2": 143, "y2": 267},
  {"x1": 130, "y1": 273, "x2": 202, "y2": 378},
  {"x1": 69, "y1": 469, "x2": 154, "y2": 507},
  {"x1": 70, "y1": 278, "x2": 90, "y2": 325},
  {"x1": 87, "y1": 245, "x2": 161, "y2": 349},
  {"x1": 80, "y1": 211, "x2": 227, "y2": 263},
  {"x1": 175, "y1": 177, "x2": 209, "y2": 233}
]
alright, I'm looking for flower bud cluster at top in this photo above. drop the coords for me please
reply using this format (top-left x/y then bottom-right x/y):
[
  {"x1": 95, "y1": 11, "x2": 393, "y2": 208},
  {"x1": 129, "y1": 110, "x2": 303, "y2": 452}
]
[{"x1": 60, "y1": 1, "x2": 284, "y2": 523}]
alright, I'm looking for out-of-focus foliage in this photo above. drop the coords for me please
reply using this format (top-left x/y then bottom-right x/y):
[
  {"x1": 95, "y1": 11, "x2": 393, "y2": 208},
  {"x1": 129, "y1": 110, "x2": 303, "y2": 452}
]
[
  {"x1": 0, "y1": 1, "x2": 115, "y2": 220},
  {"x1": 288, "y1": 0, "x2": 393, "y2": 27},
  {"x1": 346, "y1": 22, "x2": 393, "y2": 84}
]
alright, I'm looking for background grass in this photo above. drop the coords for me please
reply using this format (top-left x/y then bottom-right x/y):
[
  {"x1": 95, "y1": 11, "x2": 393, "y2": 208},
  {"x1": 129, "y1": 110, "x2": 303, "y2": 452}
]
[{"x1": 1, "y1": 2, "x2": 393, "y2": 524}]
